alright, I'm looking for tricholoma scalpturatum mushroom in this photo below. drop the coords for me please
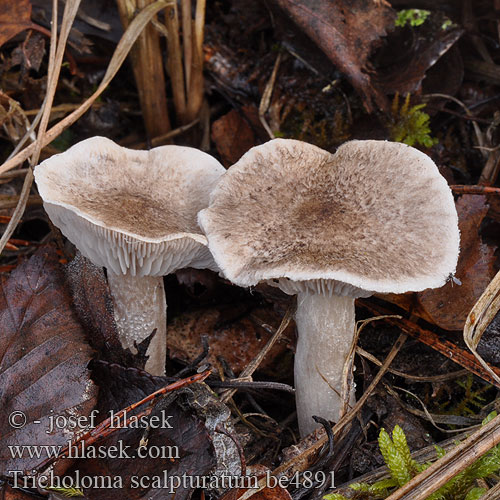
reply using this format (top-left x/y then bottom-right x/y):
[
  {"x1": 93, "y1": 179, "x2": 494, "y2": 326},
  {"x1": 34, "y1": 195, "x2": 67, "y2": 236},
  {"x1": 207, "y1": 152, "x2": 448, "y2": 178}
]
[
  {"x1": 198, "y1": 138, "x2": 460, "y2": 436},
  {"x1": 34, "y1": 136, "x2": 225, "y2": 376}
]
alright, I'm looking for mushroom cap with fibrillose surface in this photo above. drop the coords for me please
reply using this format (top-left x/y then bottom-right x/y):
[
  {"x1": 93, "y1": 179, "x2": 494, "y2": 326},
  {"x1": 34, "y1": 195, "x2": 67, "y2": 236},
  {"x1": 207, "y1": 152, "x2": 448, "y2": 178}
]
[
  {"x1": 198, "y1": 139, "x2": 460, "y2": 296},
  {"x1": 34, "y1": 136, "x2": 226, "y2": 276}
]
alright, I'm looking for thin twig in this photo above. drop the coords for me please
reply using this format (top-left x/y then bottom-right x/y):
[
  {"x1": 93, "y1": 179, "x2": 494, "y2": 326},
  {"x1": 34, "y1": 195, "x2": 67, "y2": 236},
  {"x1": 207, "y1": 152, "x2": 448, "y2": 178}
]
[
  {"x1": 423, "y1": 93, "x2": 485, "y2": 156},
  {"x1": 356, "y1": 346, "x2": 468, "y2": 382},
  {"x1": 220, "y1": 305, "x2": 293, "y2": 403},
  {"x1": 259, "y1": 52, "x2": 282, "y2": 139},
  {"x1": 451, "y1": 184, "x2": 500, "y2": 195}
]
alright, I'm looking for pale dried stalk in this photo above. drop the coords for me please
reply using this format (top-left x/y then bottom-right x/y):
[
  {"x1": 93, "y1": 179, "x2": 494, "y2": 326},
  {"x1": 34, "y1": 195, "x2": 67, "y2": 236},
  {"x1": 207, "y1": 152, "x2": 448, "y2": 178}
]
[
  {"x1": 478, "y1": 480, "x2": 500, "y2": 499},
  {"x1": 423, "y1": 92, "x2": 485, "y2": 157},
  {"x1": 356, "y1": 347, "x2": 468, "y2": 382},
  {"x1": 0, "y1": 195, "x2": 42, "y2": 210},
  {"x1": 385, "y1": 413, "x2": 500, "y2": 500},
  {"x1": 0, "y1": 0, "x2": 174, "y2": 178},
  {"x1": 185, "y1": 0, "x2": 206, "y2": 121},
  {"x1": 259, "y1": 53, "x2": 282, "y2": 139},
  {"x1": 116, "y1": 0, "x2": 171, "y2": 138},
  {"x1": 181, "y1": 0, "x2": 193, "y2": 90},
  {"x1": 165, "y1": 2, "x2": 187, "y2": 122},
  {"x1": 464, "y1": 269, "x2": 500, "y2": 386},
  {"x1": 479, "y1": 147, "x2": 500, "y2": 186}
]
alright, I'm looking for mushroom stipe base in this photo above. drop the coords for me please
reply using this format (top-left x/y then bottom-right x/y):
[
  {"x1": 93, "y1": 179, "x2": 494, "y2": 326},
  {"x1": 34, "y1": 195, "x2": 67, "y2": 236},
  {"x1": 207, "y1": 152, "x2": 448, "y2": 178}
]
[
  {"x1": 295, "y1": 291, "x2": 356, "y2": 437},
  {"x1": 107, "y1": 271, "x2": 167, "y2": 376}
]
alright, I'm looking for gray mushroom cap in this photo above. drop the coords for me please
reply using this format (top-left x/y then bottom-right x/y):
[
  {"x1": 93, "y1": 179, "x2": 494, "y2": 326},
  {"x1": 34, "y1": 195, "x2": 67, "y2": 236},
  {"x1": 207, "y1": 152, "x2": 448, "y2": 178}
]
[
  {"x1": 34, "y1": 136, "x2": 226, "y2": 276},
  {"x1": 198, "y1": 138, "x2": 460, "y2": 296}
]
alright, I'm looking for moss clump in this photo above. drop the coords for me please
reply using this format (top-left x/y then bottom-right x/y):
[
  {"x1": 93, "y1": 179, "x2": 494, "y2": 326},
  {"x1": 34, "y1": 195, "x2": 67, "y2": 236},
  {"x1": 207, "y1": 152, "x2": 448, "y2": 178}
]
[
  {"x1": 324, "y1": 412, "x2": 500, "y2": 499},
  {"x1": 389, "y1": 93, "x2": 438, "y2": 148}
]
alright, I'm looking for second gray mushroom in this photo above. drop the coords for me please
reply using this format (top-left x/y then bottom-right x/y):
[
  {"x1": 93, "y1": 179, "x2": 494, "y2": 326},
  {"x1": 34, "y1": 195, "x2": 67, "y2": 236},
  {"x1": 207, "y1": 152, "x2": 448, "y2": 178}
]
[
  {"x1": 199, "y1": 138, "x2": 460, "y2": 436},
  {"x1": 35, "y1": 137, "x2": 225, "y2": 376}
]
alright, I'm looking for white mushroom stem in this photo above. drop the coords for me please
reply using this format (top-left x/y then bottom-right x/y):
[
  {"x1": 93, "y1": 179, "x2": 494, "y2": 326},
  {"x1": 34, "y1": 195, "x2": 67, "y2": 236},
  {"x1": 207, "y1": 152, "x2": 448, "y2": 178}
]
[
  {"x1": 294, "y1": 291, "x2": 356, "y2": 437},
  {"x1": 106, "y1": 271, "x2": 167, "y2": 376}
]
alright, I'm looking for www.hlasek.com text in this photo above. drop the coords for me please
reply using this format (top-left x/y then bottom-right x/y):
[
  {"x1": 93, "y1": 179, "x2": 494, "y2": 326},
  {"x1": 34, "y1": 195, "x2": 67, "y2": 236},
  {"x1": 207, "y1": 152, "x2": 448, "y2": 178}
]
[{"x1": 8, "y1": 439, "x2": 179, "y2": 460}]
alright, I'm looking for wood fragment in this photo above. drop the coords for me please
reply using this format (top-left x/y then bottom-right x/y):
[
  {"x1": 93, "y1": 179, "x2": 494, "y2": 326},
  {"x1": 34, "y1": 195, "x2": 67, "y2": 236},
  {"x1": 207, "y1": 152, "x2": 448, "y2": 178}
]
[{"x1": 451, "y1": 185, "x2": 500, "y2": 195}]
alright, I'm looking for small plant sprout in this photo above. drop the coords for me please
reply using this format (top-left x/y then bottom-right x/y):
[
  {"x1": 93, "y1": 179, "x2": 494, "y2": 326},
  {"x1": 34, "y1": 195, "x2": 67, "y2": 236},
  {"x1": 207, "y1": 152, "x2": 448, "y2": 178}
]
[
  {"x1": 395, "y1": 9, "x2": 431, "y2": 28},
  {"x1": 390, "y1": 93, "x2": 438, "y2": 148},
  {"x1": 199, "y1": 138, "x2": 459, "y2": 436},
  {"x1": 34, "y1": 137, "x2": 225, "y2": 376}
]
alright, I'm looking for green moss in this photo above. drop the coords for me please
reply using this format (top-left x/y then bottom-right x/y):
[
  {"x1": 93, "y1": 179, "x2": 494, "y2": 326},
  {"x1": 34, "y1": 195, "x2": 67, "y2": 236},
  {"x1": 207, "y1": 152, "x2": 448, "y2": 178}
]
[
  {"x1": 395, "y1": 9, "x2": 431, "y2": 28},
  {"x1": 389, "y1": 93, "x2": 438, "y2": 148},
  {"x1": 324, "y1": 413, "x2": 500, "y2": 500}
]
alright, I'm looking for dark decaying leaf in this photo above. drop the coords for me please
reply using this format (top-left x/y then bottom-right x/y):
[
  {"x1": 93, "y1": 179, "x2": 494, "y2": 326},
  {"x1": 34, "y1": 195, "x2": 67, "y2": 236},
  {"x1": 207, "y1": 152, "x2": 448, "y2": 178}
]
[
  {"x1": 476, "y1": 305, "x2": 500, "y2": 364},
  {"x1": 417, "y1": 195, "x2": 497, "y2": 331},
  {"x1": 0, "y1": 482, "x2": 37, "y2": 499},
  {"x1": 269, "y1": 0, "x2": 395, "y2": 112},
  {"x1": 65, "y1": 253, "x2": 125, "y2": 365},
  {"x1": 0, "y1": 0, "x2": 32, "y2": 49},
  {"x1": 374, "y1": 13, "x2": 463, "y2": 95},
  {"x1": 77, "y1": 362, "x2": 216, "y2": 500},
  {"x1": 0, "y1": 247, "x2": 98, "y2": 475},
  {"x1": 10, "y1": 31, "x2": 45, "y2": 74}
]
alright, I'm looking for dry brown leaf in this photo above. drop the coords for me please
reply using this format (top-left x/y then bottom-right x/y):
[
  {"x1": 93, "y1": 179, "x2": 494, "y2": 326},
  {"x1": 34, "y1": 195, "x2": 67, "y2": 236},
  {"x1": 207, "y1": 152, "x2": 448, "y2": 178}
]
[
  {"x1": 0, "y1": 0, "x2": 32, "y2": 48},
  {"x1": 417, "y1": 195, "x2": 497, "y2": 331},
  {"x1": 0, "y1": 247, "x2": 98, "y2": 475},
  {"x1": 211, "y1": 106, "x2": 264, "y2": 166},
  {"x1": 269, "y1": 0, "x2": 395, "y2": 112}
]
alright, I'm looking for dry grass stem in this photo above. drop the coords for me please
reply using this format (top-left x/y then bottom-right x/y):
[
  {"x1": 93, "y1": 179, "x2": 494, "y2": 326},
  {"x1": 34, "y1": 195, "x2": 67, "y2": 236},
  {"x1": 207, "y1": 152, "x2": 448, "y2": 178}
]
[
  {"x1": 132, "y1": 118, "x2": 199, "y2": 148},
  {"x1": 356, "y1": 346, "x2": 468, "y2": 382},
  {"x1": 185, "y1": 0, "x2": 206, "y2": 122},
  {"x1": 0, "y1": 0, "x2": 81, "y2": 256},
  {"x1": 165, "y1": 3, "x2": 187, "y2": 122},
  {"x1": 423, "y1": 92, "x2": 485, "y2": 157},
  {"x1": 0, "y1": 0, "x2": 174, "y2": 178},
  {"x1": 464, "y1": 269, "x2": 500, "y2": 386},
  {"x1": 385, "y1": 384, "x2": 480, "y2": 430},
  {"x1": 181, "y1": 0, "x2": 193, "y2": 90},
  {"x1": 259, "y1": 52, "x2": 282, "y2": 139},
  {"x1": 477, "y1": 480, "x2": 500, "y2": 499},
  {"x1": 340, "y1": 314, "x2": 402, "y2": 417},
  {"x1": 116, "y1": 0, "x2": 171, "y2": 138},
  {"x1": 0, "y1": 195, "x2": 43, "y2": 210}
]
